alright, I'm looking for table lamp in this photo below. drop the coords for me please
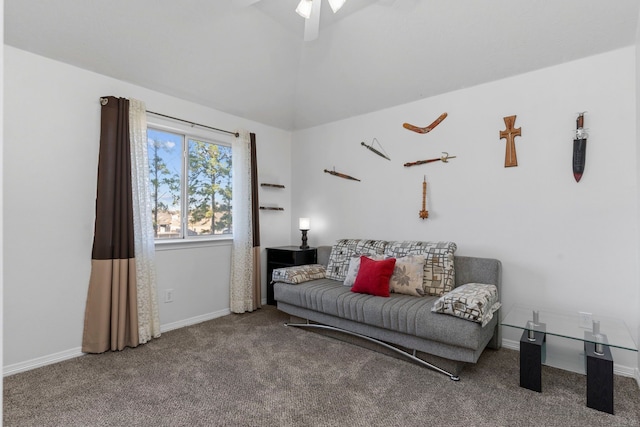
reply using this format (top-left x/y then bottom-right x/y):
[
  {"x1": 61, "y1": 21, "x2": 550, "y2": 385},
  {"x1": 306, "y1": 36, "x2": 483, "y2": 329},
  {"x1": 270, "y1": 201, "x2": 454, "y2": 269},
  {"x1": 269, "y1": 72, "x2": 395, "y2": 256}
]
[{"x1": 299, "y1": 218, "x2": 310, "y2": 249}]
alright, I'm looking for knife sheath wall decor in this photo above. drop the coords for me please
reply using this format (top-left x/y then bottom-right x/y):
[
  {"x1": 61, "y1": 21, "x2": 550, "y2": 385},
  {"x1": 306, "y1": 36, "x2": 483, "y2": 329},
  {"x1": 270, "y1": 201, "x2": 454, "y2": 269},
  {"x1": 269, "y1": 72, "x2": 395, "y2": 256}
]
[{"x1": 573, "y1": 112, "x2": 588, "y2": 182}]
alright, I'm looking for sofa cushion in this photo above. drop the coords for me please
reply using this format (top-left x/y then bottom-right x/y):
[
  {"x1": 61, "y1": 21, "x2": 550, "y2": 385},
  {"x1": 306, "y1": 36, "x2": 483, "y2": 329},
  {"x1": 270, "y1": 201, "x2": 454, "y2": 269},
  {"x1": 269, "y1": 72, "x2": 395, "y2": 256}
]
[
  {"x1": 431, "y1": 283, "x2": 501, "y2": 327},
  {"x1": 326, "y1": 239, "x2": 388, "y2": 281},
  {"x1": 384, "y1": 241, "x2": 457, "y2": 296},
  {"x1": 351, "y1": 256, "x2": 396, "y2": 297},
  {"x1": 274, "y1": 279, "x2": 493, "y2": 350},
  {"x1": 389, "y1": 255, "x2": 425, "y2": 297}
]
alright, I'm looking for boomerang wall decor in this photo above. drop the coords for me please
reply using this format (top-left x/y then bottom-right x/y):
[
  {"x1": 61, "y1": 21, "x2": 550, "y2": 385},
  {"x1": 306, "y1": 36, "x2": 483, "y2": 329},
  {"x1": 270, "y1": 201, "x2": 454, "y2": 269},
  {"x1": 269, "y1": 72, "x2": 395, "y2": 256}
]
[{"x1": 403, "y1": 112, "x2": 448, "y2": 134}]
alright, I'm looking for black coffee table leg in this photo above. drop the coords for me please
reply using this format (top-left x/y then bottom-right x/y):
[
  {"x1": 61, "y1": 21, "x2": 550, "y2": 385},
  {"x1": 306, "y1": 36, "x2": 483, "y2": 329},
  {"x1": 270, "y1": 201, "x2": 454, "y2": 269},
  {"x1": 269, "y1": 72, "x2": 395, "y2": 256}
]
[
  {"x1": 520, "y1": 330, "x2": 546, "y2": 392},
  {"x1": 585, "y1": 342, "x2": 614, "y2": 414}
]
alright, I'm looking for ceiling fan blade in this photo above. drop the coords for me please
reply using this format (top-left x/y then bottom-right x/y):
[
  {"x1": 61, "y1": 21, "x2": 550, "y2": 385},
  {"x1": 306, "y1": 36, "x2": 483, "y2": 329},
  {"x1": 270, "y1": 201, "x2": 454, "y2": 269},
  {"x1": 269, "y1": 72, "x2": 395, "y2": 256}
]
[
  {"x1": 303, "y1": 0, "x2": 321, "y2": 41},
  {"x1": 232, "y1": 0, "x2": 262, "y2": 8}
]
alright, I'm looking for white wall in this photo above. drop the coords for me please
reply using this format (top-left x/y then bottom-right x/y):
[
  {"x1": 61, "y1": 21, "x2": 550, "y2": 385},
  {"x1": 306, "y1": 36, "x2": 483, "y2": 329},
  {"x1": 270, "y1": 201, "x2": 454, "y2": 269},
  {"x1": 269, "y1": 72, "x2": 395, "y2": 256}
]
[
  {"x1": 291, "y1": 47, "x2": 639, "y2": 373},
  {"x1": 3, "y1": 46, "x2": 293, "y2": 372}
]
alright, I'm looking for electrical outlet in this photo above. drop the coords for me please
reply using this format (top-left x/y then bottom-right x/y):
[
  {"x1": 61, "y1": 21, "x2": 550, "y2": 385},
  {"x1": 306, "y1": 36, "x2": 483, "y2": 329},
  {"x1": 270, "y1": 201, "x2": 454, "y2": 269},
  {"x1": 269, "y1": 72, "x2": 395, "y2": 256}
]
[
  {"x1": 165, "y1": 289, "x2": 174, "y2": 303},
  {"x1": 579, "y1": 311, "x2": 592, "y2": 329}
]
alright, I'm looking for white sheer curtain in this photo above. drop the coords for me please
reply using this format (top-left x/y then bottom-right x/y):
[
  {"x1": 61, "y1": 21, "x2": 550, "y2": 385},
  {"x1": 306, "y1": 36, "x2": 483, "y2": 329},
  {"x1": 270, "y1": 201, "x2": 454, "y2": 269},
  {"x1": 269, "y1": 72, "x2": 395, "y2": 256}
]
[
  {"x1": 230, "y1": 130, "x2": 256, "y2": 313},
  {"x1": 129, "y1": 99, "x2": 161, "y2": 342}
]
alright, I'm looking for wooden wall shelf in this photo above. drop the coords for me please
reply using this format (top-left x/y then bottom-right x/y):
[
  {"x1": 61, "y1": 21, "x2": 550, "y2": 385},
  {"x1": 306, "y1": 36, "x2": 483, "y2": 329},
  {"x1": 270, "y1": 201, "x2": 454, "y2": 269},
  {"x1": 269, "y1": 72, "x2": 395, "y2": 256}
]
[
  {"x1": 260, "y1": 183, "x2": 285, "y2": 188},
  {"x1": 259, "y1": 206, "x2": 284, "y2": 211}
]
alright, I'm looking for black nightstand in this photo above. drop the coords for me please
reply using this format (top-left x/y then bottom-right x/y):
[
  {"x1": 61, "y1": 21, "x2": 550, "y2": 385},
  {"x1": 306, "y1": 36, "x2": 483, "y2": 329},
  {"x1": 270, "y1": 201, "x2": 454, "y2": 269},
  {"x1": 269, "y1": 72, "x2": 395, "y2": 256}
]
[{"x1": 266, "y1": 246, "x2": 317, "y2": 305}]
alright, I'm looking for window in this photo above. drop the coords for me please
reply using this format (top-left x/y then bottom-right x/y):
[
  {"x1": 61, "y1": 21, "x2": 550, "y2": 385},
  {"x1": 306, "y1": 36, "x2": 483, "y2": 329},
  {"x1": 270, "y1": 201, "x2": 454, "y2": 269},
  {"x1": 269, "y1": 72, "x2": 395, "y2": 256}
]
[{"x1": 147, "y1": 127, "x2": 232, "y2": 240}]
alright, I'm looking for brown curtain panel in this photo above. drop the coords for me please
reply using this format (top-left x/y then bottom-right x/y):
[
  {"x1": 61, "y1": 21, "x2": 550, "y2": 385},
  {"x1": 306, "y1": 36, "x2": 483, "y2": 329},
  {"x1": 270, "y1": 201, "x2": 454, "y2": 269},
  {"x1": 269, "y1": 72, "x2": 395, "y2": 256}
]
[
  {"x1": 82, "y1": 96, "x2": 140, "y2": 353},
  {"x1": 250, "y1": 133, "x2": 262, "y2": 309}
]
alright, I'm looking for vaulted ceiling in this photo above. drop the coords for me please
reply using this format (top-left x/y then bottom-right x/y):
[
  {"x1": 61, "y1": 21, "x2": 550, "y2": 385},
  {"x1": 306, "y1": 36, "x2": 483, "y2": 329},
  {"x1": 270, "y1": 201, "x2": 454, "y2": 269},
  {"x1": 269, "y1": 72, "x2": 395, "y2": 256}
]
[{"x1": 5, "y1": 0, "x2": 639, "y2": 130}]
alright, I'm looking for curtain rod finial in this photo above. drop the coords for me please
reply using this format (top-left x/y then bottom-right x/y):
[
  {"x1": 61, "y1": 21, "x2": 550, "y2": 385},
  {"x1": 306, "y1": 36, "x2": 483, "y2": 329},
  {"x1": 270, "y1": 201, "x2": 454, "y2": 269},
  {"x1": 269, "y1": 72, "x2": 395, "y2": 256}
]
[{"x1": 100, "y1": 97, "x2": 109, "y2": 106}]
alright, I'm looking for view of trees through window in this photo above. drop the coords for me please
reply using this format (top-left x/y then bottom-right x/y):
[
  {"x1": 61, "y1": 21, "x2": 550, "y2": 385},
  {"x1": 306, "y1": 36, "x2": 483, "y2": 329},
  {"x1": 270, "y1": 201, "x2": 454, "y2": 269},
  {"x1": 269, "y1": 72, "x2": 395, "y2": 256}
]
[{"x1": 148, "y1": 127, "x2": 232, "y2": 239}]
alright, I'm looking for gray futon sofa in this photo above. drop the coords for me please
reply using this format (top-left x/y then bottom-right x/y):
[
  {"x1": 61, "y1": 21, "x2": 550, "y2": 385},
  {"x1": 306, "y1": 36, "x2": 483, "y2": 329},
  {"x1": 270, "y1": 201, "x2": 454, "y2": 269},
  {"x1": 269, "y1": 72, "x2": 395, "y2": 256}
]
[{"x1": 273, "y1": 239, "x2": 502, "y2": 380}]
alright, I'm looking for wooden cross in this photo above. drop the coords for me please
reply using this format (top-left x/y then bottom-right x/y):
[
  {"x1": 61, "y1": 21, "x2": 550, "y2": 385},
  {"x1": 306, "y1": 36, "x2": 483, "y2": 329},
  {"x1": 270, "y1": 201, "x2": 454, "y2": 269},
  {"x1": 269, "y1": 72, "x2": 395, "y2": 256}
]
[{"x1": 499, "y1": 115, "x2": 521, "y2": 167}]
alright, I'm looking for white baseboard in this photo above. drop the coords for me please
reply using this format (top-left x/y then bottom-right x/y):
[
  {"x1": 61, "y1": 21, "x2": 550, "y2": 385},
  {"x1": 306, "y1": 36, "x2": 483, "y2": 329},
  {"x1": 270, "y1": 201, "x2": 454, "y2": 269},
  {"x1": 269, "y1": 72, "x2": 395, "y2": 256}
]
[
  {"x1": 3, "y1": 309, "x2": 231, "y2": 377},
  {"x1": 160, "y1": 308, "x2": 230, "y2": 333},
  {"x1": 3, "y1": 347, "x2": 84, "y2": 377},
  {"x1": 502, "y1": 338, "x2": 638, "y2": 379},
  {"x1": 502, "y1": 338, "x2": 520, "y2": 352}
]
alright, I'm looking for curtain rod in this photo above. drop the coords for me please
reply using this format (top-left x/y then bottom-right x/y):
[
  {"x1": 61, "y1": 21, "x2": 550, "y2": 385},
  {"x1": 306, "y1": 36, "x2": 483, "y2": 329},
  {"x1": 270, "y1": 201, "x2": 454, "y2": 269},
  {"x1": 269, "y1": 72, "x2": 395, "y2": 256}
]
[
  {"x1": 146, "y1": 110, "x2": 239, "y2": 138},
  {"x1": 98, "y1": 97, "x2": 239, "y2": 138}
]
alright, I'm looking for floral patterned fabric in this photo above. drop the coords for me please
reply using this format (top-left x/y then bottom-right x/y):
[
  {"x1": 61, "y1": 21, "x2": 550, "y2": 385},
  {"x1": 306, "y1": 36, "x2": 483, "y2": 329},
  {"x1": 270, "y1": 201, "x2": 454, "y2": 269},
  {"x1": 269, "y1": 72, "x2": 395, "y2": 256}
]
[
  {"x1": 389, "y1": 255, "x2": 425, "y2": 297},
  {"x1": 230, "y1": 130, "x2": 257, "y2": 313},
  {"x1": 272, "y1": 264, "x2": 326, "y2": 284},
  {"x1": 129, "y1": 99, "x2": 161, "y2": 343},
  {"x1": 431, "y1": 283, "x2": 501, "y2": 327}
]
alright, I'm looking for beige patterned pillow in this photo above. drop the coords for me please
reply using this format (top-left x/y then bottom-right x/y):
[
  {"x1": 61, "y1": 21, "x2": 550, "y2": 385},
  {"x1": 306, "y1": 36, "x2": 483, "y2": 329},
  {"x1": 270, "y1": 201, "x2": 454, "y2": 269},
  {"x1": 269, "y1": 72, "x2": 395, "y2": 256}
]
[
  {"x1": 271, "y1": 264, "x2": 326, "y2": 284},
  {"x1": 431, "y1": 283, "x2": 501, "y2": 327},
  {"x1": 389, "y1": 255, "x2": 425, "y2": 296}
]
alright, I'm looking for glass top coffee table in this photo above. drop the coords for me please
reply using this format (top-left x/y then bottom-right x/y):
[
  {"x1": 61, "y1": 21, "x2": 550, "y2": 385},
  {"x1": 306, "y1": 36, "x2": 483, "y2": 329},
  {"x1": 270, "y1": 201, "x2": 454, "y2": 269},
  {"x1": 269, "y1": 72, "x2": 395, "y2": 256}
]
[
  {"x1": 501, "y1": 306, "x2": 638, "y2": 414},
  {"x1": 502, "y1": 306, "x2": 638, "y2": 352}
]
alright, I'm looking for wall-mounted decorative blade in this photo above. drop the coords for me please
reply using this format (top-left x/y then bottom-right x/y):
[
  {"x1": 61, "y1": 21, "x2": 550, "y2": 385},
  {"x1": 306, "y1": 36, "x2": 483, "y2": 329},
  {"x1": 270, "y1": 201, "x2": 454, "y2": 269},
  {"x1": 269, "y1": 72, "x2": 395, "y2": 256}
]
[
  {"x1": 573, "y1": 112, "x2": 588, "y2": 182},
  {"x1": 419, "y1": 176, "x2": 429, "y2": 219},
  {"x1": 361, "y1": 138, "x2": 390, "y2": 160},
  {"x1": 404, "y1": 152, "x2": 456, "y2": 167},
  {"x1": 324, "y1": 167, "x2": 361, "y2": 181}
]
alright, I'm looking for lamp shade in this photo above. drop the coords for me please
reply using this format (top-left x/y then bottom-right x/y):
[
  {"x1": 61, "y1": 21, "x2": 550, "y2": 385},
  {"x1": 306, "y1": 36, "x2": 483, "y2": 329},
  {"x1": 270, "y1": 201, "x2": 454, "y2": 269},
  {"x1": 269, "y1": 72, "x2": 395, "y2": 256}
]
[
  {"x1": 327, "y1": 0, "x2": 346, "y2": 13},
  {"x1": 295, "y1": 0, "x2": 313, "y2": 19},
  {"x1": 299, "y1": 218, "x2": 310, "y2": 230}
]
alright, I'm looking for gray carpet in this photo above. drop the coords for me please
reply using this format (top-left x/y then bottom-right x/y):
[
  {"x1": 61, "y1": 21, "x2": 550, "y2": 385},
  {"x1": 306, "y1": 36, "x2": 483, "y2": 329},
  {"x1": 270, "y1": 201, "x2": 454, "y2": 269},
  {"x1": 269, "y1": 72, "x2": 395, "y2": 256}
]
[{"x1": 4, "y1": 306, "x2": 640, "y2": 426}]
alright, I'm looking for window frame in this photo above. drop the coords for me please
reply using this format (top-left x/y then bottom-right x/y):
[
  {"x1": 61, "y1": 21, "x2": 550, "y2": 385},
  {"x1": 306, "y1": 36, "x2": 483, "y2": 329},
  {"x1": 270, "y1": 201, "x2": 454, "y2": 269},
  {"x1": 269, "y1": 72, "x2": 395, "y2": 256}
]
[{"x1": 147, "y1": 116, "x2": 234, "y2": 247}]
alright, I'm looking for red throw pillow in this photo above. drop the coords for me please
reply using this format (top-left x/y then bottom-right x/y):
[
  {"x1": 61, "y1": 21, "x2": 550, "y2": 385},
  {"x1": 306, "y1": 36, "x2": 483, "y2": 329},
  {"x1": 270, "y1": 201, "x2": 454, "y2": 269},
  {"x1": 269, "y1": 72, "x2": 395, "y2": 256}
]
[{"x1": 351, "y1": 256, "x2": 396, "y2": 297}]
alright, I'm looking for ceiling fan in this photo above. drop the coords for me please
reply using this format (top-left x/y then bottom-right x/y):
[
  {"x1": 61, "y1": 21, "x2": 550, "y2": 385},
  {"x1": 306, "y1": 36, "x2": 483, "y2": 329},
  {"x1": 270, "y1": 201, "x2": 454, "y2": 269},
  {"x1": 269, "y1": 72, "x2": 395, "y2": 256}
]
[{"x1": 234, "y1": 0, "x2": 347, "y2": 42}]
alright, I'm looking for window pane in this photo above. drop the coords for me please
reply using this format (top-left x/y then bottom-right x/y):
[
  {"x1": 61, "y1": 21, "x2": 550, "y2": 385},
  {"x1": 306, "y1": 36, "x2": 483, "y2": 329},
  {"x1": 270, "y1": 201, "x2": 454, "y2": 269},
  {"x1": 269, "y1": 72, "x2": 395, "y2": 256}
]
[
  {"x1": 148, "y1": 129, "x2": 183, "y2": 239},
  {"x1": 187, "y1": 138, "x2": 232, "y2": 236}
]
